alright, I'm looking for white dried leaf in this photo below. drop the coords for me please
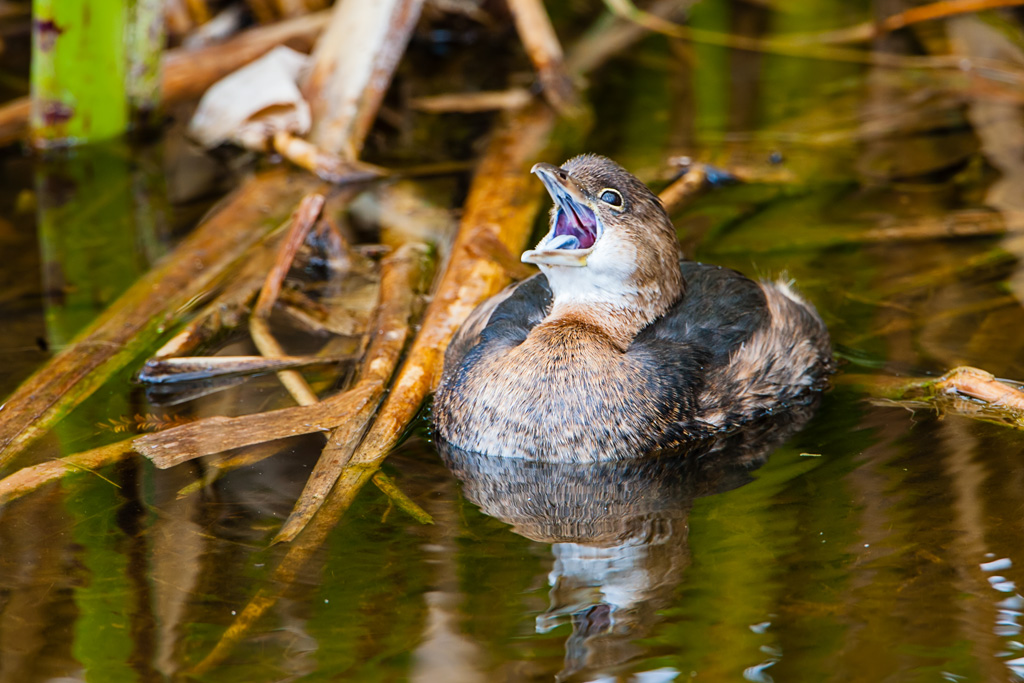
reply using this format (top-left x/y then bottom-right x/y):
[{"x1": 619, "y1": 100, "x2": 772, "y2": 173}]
[{"x1": 188, "y1": 45, "x2": 311, "y2": 150}]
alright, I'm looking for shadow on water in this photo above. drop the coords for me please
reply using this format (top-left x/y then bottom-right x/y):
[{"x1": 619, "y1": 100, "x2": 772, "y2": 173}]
[{"x1": 439, "y1": 401, "x2": 819, "y2": 682}]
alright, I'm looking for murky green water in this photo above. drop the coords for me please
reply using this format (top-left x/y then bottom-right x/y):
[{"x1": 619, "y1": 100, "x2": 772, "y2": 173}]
[{"x1": 4, "y1": 2, "x2": 1024, "y2": 682}]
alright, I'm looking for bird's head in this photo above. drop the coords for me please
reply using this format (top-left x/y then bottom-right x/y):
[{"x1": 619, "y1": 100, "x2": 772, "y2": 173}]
[{"x1": 524, "y1": 154, "x2": 683, "y2": 327}]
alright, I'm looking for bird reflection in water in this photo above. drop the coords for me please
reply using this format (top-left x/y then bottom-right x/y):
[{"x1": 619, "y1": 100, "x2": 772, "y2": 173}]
[{"x1": 438, "y1": 399, "x2": 820, "y2": 682}]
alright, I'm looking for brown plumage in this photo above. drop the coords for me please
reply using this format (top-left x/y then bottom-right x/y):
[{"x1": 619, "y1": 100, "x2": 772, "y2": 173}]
[{"x1": 433, "y1": 154, "x2": 832, "y2": 461}]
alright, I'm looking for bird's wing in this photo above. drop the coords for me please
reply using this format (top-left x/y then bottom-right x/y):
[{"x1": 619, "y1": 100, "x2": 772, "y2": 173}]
[
  {"x1": 441, "y1": 273, "x2": 552, "y2": 380},
  {"x1": 634, "y1": 261, "x2": 770, "y2": 367}
]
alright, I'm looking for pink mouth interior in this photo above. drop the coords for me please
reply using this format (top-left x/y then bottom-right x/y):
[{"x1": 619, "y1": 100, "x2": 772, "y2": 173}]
[{"x1": 553, "y1": 203, "x2": 598, "y2": 249}]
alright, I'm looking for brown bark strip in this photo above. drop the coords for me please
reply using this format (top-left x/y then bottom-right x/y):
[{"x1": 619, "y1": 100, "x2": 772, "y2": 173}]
[{"x1": 134, "y1": 380, "x2": 380, "y2": 468}]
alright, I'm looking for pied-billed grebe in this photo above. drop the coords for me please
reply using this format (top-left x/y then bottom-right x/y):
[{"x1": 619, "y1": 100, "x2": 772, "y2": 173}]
[{"x1": 433, "y1": 154, "x2": 832, "y2": 461}]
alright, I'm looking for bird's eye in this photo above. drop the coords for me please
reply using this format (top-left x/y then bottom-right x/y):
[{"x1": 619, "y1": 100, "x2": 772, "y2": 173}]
[{"x1": 599, "y1": 188, "x2": 623, "y2": 207}]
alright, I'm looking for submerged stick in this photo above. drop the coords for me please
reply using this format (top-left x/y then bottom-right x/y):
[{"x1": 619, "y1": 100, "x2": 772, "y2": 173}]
[
  {"x1": 0, "y1": 439, "x2": 136, "y2": 506},
  {"x1": 843, "y1": 366, "x2": 1024, "y2": 429},
  {"x1": 0, "y1": 169, "x2": 321, "y2": 469}
]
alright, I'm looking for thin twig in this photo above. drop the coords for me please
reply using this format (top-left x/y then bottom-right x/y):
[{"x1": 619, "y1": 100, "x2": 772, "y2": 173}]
[{"x1": 250, "y1": 193, "x2": 326, "y2": 406}]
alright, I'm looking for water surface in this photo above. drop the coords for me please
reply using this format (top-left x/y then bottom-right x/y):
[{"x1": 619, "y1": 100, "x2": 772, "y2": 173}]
[{"x1": 3, "y1": 3, "x2": 1024, "y2": 682}]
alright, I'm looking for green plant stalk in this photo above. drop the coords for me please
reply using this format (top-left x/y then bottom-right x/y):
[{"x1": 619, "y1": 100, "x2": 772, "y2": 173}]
[{"x1": 31, "y1": 0, "x2": 129, "y2": 146}]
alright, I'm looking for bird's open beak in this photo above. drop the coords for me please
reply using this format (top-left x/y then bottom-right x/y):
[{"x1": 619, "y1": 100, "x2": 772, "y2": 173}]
[{"x1": 523, "y1": 163, "x2": 600, "y2": 268}]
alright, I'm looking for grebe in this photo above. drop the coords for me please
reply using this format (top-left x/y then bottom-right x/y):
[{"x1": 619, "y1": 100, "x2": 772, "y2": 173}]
[{"x1": 433, "y1": 154, "x2": 832, "y2": 461}]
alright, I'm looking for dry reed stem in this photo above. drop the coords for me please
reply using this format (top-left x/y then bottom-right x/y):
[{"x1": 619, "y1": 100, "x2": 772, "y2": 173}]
[
  {"x1": 134, "y1": 380, "x2": 381, "y2": 468},
  {"x1": 602, "y1": 0, "x2": 1024, "y2": 82},
  {"x1": 302, "y1": 0, "x2": 425, "y2": 158},
  {"x1": 793, "y1": 0, "x2": 1024, "y2": 45},
  {"x1": 506, "y1": 0, "x2": 579, "y2": 113}
]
